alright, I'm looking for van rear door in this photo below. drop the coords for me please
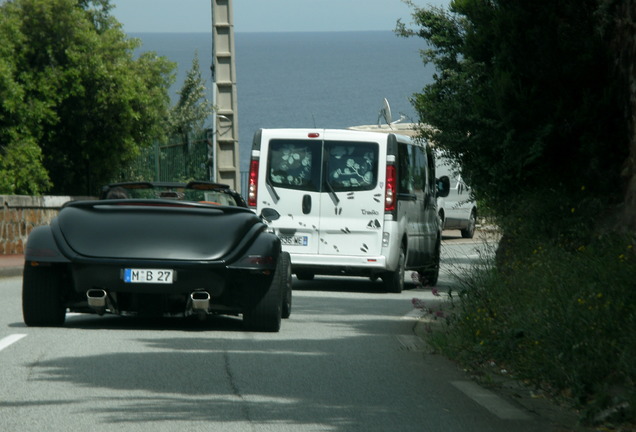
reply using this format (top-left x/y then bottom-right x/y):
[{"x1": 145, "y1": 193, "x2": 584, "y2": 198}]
[
  {"x1": 258, "y1": 129, "x2": 323, "y2": 255},
  {"x1": 317, "y1": 131, "x2": 385, "y2": 257}
]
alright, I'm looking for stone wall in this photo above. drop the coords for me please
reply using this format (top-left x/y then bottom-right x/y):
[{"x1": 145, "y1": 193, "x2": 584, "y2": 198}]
[{"x1": 0, "y1": 195, "x2": 91, "y2": 255}]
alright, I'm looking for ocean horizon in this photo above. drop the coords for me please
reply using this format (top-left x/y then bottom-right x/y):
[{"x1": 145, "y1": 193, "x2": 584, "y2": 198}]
[{"x1": 131, "y1": 31, "x2": 435, "y2": 173}]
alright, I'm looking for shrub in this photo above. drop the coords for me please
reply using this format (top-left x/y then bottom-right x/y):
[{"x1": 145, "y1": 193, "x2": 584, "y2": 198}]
[{"x1": 430, "y1": 234, "x2": 636, "y2": 425}]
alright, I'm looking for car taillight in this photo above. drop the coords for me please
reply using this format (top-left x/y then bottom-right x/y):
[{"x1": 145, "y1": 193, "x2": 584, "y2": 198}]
[
  {"x1": 231, "y1": 255, "x2": 276, "y2": 274},
  {"x1": 242, "y1": 255, "x2": 275, "y2": 267},
  {"x1": 385, "y1": 164, "x2": 396, "y2": 212},
  {"x1": 248, "y1": 159, "x2": 259, "y2": 208}
]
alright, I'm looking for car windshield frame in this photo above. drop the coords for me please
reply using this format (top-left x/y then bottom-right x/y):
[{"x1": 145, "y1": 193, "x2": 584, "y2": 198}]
[{"x1": 100, "y1": 181, "x2": 246, "y2": 207}]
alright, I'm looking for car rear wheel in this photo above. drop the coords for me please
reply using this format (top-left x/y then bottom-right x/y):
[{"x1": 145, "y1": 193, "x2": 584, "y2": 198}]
[
  {"x1": 22, "y1": 264, "x2": 66, "y2": 327},
  {"x1": 383, "y1": 246, "x2": 405, "y2": 293},
  {"x1": 281, "y1": 252, "x2": 292, "y2": 319},
  {"x1": 243, "y1": 254, "x2": 285, "y2": 332}
]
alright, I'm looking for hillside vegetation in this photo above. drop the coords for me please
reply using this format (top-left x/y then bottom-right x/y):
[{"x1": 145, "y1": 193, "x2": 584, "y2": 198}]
[
  {"x1": 398, "y1": 0, "x2": 636, "y2": 426},
  {"x1": 0, "y1": 0, "x2": 213, "y2": 195}
]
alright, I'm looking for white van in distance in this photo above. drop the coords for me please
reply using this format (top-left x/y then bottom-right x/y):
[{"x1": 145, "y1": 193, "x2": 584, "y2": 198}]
[
  {"x1": 436, "y1": 156, "x2": 477, "y2": 238},
  {"x1": 247, "y1": 128, "x2": 450, "y2": 292}
]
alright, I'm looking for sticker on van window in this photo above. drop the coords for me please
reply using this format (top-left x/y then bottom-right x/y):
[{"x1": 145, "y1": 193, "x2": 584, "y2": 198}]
[{"x1": 326, "y1": 144, "x2": 378, "y2": 192}]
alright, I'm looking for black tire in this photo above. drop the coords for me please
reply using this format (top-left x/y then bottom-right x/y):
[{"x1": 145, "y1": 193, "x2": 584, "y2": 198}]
[
  {"x1": 243, "y1": 254, "x2": 284, "y2": 332},
  {"x1": 295, "y1": 271, "x2": 314, "y2": 281},
  {"x1": 281, "y1": 252, "x2": 292, "y2": 319},
  {"x1": 461, "y1": 210, "x2": 477, "y2": 239},
  {"x1": 22, "y1": 264, "x2": 66, "y2": 327},
  {"x1": 419, "y1": 238, "x2": 441, "y2": 287},
  {"x1": 383, "y1": 246, "x2": 405, "y2": 293}
]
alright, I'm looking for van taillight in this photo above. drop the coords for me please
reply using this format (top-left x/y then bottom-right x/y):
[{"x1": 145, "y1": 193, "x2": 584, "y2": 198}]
[
  {"x1": 385, "y1": 164, "x2": 396, "y2": 212},
  {"x1": 248, "y1": 159, "x2": 259, "y2": 208}
]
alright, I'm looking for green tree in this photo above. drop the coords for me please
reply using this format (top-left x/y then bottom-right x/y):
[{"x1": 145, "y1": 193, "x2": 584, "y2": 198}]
[
  {"x1": 397, "y1": 0, "x2": 630, "y2": 242},
  {"x1": 168, "y1": 51, "x2": 214, "y2": 181},
  {"x1": 607, "y1": 0, "x2": 636, "y2": 232},
  {"x1": 170, "y1": 52, "x2": 214, "y2": 146},
  {"x1": 0, "y1": 1, "x2": 51, "y2": 194},
  {"x1": 0, "y1": 0, "x2": 175, "y2": 195},
  {"x1": 397, "y1": 3, "x2": 636, "y2": 423}
]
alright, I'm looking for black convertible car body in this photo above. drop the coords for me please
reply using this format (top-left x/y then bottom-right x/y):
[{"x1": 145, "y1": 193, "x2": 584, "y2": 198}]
[{"x1": 22, "y1": 181, "x2": 292, "y2": 332}]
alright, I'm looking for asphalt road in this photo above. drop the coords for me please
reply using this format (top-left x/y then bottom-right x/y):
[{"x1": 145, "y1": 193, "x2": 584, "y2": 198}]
[{"x1": 0, "y1": 231, "x2": 571, "y2": 432}]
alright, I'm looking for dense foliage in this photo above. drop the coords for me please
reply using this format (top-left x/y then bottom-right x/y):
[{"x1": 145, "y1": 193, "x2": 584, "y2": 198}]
[
  {"x1": 399, "y1": 0, "x2": 636, "y2": 425},
  {"x1": 113, "y1": 54, "x2": 215, "y2": 184},
  {"x1": 0, "y1": 0, "x2": 175, "y2": 195},
  {"x1": 397, "y1": 0, "x2": 630, "y2": 240},
  {"x1": 428, "y1": 236, "x2": 636, "y2": 424}
]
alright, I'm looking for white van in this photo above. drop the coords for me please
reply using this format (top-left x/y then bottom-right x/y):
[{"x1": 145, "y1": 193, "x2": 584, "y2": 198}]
[
  {"x1": 436, "y1": 156, "x2": 477, "y2": 238},
  {"x1": 247, "y1": 128, "x2": 449, "y2": 292}
]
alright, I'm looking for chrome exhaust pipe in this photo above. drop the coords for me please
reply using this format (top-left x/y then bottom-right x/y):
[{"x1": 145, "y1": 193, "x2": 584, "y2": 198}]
[
  {"x1": 190, "y1": 291, "x2": 210, "y2": 313},
  {"x1": 86, "y1": 289, "x2": 108, "y2": 315}
]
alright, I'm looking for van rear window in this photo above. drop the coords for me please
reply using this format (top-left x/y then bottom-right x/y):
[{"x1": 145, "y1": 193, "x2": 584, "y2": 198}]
[
  {"x1": 325, "y1": 141, "x2": 378, "y2": 191},
  {"x1": 268, "y1": 139, "x2": 322, "y2": 191},
  {"x1": 267, "y1": 139, "x2": 379, "y2": 192}
]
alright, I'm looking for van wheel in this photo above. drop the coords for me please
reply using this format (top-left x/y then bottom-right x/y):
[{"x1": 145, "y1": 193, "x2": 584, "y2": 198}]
[
  {"x1": 461, "y1": 210, "x2": 476, "y2": 239},
  {"x1": 419, "y1": 239, "x2": 440, "y2": 287},
  {"x1": 383, "y1": 247, "x2": 405, "y2": 293}
]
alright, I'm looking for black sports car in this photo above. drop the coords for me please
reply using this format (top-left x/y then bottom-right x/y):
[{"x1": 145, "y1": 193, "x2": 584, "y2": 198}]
[{"x1": 22, "y1": 181, "x2": 292, "y2": 332}]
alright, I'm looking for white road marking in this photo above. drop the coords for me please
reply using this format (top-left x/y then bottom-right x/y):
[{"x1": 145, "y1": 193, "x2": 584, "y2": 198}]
[
  {"x1": 401, "y1": 308, "x2": 426, "y2": 320},
  {"x1": 0, "y1": 334, "x2": 27, "y2": 352},
  {"x1": 452, "y1": 380, "x2": 532, "y2": 420},
  {"x1": 395, "y1": 335, "x2": 428, "y2": 352}
]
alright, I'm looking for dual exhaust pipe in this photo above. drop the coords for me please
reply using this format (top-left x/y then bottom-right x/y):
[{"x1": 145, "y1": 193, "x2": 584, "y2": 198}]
[
  {"x1": 189, "y1": 291, "x2": 211, "y2": 315},
  {"x1": 86, "y1": 289, "x2": 211, "y2": 316},
  {"x1": 86, "y1": 289, "x2": 112, "y2": 315}
]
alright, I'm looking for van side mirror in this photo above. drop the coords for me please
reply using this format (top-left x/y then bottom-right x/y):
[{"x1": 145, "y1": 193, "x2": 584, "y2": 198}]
[
  {"x1": 260, "y1": 207, "x2": 280, "y2": 223},
  {"x1": 436, "y1": 176, "x2": 450, "y2": 198}
]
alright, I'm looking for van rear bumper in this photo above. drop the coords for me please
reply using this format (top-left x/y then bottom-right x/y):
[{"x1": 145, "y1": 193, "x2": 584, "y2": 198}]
[{"x1": 289, "y1": 253, "x2": 387, "y2": 276}]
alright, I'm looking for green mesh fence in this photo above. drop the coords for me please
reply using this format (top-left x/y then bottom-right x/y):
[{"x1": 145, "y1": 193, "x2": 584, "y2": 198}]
[{"x1": 114, "y1": 131, "x2": 212, "y2": 183}]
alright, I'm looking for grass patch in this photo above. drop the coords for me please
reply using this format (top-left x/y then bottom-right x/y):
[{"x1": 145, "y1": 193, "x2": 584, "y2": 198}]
[{"x1": 428, "y1": 234, "x2": 636, "y2": 427}]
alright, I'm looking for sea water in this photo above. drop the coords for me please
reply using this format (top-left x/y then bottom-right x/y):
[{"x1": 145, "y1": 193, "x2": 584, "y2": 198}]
[{"x1": 131, "y1": 31, "x2": 435, "y2": 173}]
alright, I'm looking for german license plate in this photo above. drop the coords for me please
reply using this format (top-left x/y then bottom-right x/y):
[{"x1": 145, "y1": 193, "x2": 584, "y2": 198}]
[
  {"x1": 124, "y1": 268, "x2": 174, "y2": 284},
  {"x1": 279, "y1": 235, "x2": 308, "y2": 246}
]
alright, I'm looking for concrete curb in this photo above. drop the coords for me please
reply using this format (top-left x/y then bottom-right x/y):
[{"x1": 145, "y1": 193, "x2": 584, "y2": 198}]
[
  {"x1": 0, "y1": 266, "x2": 23, "y2": 278},
  {"x1": 413, "y1": 313, "x2": 590, "y2": 431},
  {"x1": 0, "y1": 255, "x2": 24, "y2": 279}
]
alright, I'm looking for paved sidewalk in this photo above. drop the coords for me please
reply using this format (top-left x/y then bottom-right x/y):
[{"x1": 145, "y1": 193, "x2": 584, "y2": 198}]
[{"x1": 0, "y1": 255, "x2": 24, "y2": 278}]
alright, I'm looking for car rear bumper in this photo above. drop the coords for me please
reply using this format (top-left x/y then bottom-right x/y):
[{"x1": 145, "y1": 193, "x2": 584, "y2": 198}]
[{"x1": 70, "y1": 262, "x2": 229, "y2": 295}]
